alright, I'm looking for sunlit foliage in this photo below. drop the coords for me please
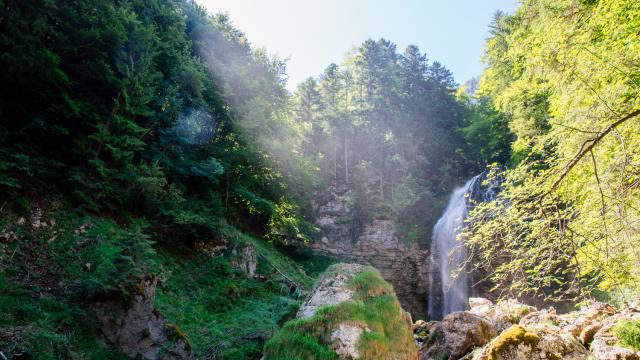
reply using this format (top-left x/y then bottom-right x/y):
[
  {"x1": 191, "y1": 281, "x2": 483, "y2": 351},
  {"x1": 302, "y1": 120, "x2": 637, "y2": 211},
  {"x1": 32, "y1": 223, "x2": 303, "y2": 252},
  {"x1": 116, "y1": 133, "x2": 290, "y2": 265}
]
[{"x1": 465, "y1": 0, "x2": 640, "y2": 304}]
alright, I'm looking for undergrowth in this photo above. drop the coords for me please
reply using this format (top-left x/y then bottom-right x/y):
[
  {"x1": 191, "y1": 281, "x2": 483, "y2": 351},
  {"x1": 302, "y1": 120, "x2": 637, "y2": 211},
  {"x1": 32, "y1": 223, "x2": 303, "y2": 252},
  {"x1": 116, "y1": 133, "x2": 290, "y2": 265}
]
[
  {"x1": 0, "y1": 205, "x2": 321, "y2": 359},
  {"x1": 0, "y1": 205, "x2": 137, "y2": 359}
]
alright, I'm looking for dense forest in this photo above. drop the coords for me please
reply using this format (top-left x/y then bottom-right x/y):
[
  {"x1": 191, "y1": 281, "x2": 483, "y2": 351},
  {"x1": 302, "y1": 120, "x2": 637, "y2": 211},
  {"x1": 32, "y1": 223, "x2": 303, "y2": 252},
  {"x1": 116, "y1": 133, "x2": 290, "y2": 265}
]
[{"x1": 1, "y1": 0, "x2": 639, "y2": 359}]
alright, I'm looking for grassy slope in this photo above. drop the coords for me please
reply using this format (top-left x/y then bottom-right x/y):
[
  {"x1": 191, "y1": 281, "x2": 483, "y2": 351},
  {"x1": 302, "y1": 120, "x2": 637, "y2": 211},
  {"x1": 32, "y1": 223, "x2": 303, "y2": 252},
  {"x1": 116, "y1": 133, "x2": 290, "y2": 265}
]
[
  {"x1": 263, "y1": 265, "x2": 418, "y2": 360},
  {"x1": 154, "y1": 227, "x2": 319, "y2": 359},
  {"x1": 0, "y1": 204, "x2": 326, "y2": 359}
]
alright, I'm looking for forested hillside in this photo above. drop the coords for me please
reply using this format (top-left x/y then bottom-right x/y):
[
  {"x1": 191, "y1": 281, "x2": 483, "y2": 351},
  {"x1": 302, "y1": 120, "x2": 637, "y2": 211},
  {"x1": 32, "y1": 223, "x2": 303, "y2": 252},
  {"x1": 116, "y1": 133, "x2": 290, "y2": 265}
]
[
  {"x1": 0, "y1": 0, "x2": 319, "y2": 358},
  {"x1": 292, "y1": 41, "x2": 491, "y2": 239}
]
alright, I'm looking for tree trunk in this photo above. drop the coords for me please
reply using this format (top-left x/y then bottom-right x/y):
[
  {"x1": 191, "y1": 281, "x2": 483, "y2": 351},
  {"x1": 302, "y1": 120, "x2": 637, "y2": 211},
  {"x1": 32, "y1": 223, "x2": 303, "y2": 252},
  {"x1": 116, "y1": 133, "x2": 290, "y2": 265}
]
[
  {"x1": 344, "y1": 134, "x2": 348, "y2": 185},
  {"x1": 334, "y1": 143, "x2": 337, "y2": 180}
]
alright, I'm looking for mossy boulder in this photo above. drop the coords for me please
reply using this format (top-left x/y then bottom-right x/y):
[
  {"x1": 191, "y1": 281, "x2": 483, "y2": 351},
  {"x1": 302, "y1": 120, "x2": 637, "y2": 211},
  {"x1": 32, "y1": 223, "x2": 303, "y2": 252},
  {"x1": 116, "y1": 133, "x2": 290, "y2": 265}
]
[
  {"x1": 263, "y1": 263, "x2": 418, "y2": 359},
  {"x1": 471, "y1": 324, "x2": 589, "y2": 360}
]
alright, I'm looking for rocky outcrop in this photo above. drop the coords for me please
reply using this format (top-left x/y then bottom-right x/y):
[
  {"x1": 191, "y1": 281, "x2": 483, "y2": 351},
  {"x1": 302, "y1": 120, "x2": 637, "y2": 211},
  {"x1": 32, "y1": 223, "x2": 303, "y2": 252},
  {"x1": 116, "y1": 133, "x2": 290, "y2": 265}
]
[
  {"x1": 96, "y1": 277, "x2": 192, "y2": 360},
  {"x1": 230, "y1": 243, "x2": 257, "y2": 278},
  {"x1": 312, "y1": 185, "x2": 429, "y2": 317},
  {"x1": 469, "y1": 298, "x2": 536, "y2": 332},
  {"x1": 419, "y1": 311, "x2": 496, "y2": 360},
  {"x1": 418, "y1": 298, "x2": 640, "y2": 360},
  {"x1": 590, "y1": 307, "x2": 640, "y2": 360}
]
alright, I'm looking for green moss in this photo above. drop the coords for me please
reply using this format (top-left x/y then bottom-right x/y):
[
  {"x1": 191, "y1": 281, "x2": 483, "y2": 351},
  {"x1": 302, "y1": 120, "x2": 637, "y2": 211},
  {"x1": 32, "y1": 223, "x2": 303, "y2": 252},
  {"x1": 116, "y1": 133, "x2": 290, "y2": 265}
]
[
  {"x1": 612, "y1": 320, "x2": 640, "y2": 351},
  {"x1": 507, "y1": 305, "x2": 533, "y2": 323},
  {"x1": 0, "y1": 208, "x2": 145, "y2": 359},
  {"x1": 486, "y1": 325, "x2": 540, "y2": 360}
]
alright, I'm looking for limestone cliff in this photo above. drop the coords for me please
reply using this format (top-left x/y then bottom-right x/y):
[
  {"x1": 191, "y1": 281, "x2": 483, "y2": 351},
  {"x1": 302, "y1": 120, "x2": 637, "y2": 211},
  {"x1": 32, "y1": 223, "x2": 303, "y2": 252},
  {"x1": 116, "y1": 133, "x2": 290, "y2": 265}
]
[{"x1": 312, "y1": 184, "x2": 430, "y2": 318}]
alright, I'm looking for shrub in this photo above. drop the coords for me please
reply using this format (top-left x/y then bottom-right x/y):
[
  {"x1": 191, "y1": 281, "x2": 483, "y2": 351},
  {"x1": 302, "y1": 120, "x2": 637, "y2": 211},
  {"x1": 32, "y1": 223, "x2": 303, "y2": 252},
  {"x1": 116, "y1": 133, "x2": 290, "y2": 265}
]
[{"x1": 612, "y1": 320, "x2": 640, "y2": 351}]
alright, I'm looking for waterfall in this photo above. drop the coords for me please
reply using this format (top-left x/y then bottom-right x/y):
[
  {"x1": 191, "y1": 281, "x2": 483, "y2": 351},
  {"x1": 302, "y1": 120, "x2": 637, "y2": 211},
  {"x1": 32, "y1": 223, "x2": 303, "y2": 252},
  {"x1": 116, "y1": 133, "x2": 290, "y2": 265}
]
[{"x1": 428, "y1": 175, "x2": 481, "y2": 319}]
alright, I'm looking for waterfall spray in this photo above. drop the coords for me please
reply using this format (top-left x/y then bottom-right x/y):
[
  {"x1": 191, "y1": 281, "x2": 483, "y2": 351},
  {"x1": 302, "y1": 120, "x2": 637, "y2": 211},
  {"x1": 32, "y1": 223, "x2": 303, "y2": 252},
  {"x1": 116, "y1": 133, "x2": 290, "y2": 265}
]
[{"x1": 428, "y1": 175, "x2": 480, "y2": 319}]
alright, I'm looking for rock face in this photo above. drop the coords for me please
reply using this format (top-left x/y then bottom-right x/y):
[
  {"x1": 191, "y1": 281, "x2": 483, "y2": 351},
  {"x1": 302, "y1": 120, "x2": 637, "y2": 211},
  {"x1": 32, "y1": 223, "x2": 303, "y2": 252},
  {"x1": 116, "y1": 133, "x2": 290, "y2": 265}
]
[
  {"x1": 420, "y1": 311, "x2": 496, "y2": 360},
  {"x1": 312, "y1": 185, "x2": 429, "y2": 317},
  {"x1": 230, "y1": 243, "x2": 257, "y2": 278},
  {"x1": 96, "y1": 277, "x2": 192, "y2": 360}
]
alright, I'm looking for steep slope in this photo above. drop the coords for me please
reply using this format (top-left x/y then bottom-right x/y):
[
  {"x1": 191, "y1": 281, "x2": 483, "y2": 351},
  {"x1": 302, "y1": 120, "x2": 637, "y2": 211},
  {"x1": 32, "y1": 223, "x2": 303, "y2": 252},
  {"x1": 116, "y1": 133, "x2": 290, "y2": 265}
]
[{"x1": 0, "y1": 204, "x2": 318, "y2": 359}]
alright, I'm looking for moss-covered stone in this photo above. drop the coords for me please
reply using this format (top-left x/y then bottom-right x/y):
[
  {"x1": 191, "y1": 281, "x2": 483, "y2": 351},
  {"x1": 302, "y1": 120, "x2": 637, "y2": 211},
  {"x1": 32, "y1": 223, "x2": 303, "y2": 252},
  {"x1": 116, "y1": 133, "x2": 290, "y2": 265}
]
[
  {"x1": 263, "y1": 264, "x2": 418, "y2": 359},
  {"x1": 486, "y1": 325, "x2": 540, "y2": 360}
]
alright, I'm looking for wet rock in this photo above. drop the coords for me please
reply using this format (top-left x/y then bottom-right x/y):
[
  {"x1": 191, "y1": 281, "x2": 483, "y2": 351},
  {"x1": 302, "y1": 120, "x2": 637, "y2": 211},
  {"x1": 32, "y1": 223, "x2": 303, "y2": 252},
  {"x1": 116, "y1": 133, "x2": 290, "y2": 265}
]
[
  {"x1": 421, "y1": 311, "x2": 496, "y2": 360},
  {"x1": 96, "y1": 277, "x2": 192, "y2": 360},
  {"x1": 471, "y1": 324, "x2": 589, "y2": 360}
]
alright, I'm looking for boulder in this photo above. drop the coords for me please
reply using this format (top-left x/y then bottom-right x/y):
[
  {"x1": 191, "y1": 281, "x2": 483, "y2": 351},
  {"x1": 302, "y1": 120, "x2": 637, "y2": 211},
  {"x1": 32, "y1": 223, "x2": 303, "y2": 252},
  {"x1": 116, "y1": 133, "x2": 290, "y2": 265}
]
[
  {"x1": 96, "y1": 277, "x2": 192, "y2": 360},
  {"x1": 421, "y1": 311, "x2": 497, "y2": 360},
  {"x1": 471, "y1": 324, "x2": 590, "y2": 360},
  {"x1": 557, "y1": 301, "x2": 616, "y2": 341},
  {"x1": 265, "y1": 263, "x2": 418, "y2": 360}
]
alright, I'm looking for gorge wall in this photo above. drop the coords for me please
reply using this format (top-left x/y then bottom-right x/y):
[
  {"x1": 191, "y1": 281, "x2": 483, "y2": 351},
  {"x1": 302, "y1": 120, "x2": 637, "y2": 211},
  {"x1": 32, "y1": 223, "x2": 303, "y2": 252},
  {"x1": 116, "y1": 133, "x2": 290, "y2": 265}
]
[{"x1": 311, "y1": 184, "x2": 430, "y2": 318}]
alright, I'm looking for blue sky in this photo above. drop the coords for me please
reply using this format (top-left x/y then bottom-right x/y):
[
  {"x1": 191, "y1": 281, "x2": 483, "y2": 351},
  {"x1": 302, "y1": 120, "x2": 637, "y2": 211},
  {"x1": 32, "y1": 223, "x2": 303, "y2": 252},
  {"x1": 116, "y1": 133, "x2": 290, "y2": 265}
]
[{"x1": 197, "y1": 0, "x2": 519, "y2": 91}]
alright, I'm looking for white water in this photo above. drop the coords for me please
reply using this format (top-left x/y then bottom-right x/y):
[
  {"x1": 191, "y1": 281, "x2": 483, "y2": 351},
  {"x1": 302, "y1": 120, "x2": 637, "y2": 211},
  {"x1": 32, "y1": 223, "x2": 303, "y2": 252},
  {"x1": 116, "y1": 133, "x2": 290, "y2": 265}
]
[{"x1": 428, "y1": 175, "x2": 480, "y2": 319}]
